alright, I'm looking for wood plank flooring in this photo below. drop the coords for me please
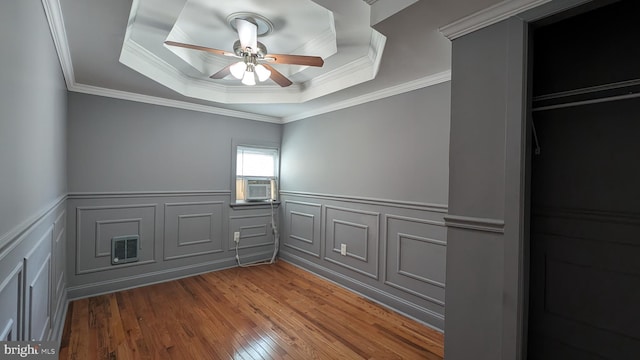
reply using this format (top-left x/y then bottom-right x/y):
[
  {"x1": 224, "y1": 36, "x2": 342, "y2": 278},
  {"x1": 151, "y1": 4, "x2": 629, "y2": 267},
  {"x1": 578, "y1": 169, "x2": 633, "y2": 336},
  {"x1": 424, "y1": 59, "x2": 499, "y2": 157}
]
[{"x1": 59, "y1": 261, "x2": 444, "y2": 359}]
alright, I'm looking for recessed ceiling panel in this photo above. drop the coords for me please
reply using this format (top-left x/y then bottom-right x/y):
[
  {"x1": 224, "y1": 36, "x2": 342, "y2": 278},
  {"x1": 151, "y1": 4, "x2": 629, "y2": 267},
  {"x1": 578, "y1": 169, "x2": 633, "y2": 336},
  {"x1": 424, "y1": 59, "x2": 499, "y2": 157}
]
[
  {"x1": 166, "y1": 0, "x2": 337, "y2": 79},
  {"x1": 119, "y1": 0, "x2": 386, "y2": 104}
]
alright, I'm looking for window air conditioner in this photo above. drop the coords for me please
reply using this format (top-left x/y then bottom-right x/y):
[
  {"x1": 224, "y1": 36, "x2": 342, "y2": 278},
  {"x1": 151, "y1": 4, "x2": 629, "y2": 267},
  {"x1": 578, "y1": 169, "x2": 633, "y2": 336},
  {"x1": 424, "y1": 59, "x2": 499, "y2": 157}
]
[{"x1": 245, "y1": 177, "x2": 272, "y2": 201}]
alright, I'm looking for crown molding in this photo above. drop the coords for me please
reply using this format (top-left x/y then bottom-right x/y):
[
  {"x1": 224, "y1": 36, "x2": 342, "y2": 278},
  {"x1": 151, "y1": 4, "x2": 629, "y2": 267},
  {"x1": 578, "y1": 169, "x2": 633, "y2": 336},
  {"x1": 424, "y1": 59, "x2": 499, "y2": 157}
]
[
  {"x1": 283, "y1": 70, "x2": 451, "y2": 123},
  {"x1": 439, "y1": 0, "x2": 552, "y2": 40},
  {"x1": 69, "y1": 69, "x2": 450, "y2": 124},
  {"x1": 42, "y1": 0, "x2": 450, "y2": 124},
  {"x1": 41, "y1": 0, "x2": 74, "y2": 89},
  {"x1": 120, "y1": 28, "x2": 387, "y2": 105},
  {"x1": 69, "y1": 83, "x2": 282, "y2": 123}
]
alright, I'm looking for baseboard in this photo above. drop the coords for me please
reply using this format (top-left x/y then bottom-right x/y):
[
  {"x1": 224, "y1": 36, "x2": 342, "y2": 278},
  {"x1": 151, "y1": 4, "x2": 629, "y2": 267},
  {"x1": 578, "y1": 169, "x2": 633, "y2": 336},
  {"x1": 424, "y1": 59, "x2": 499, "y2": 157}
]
[
  {"x1": 66, "y1": 250, "x2": 274, "y2": 300},
  {"x1": 67, "y1": 259, "x2": 233, "y2": 300},
  {"x1": 280, "y1": 252, "x2": 444, "y2": 332}
]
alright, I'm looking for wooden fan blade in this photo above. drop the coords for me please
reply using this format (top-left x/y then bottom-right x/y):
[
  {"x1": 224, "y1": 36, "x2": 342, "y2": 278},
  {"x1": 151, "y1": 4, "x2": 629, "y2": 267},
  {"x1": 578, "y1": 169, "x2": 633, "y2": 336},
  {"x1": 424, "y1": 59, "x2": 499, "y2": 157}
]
[
  {"x1": 210, "y1": 64, "x2": 232, "y2": 79},
  {"x1": 164, "y1": 41, "x2": 235, "y2": 57},
  {"x1": 264, "y1": 54, "x2": 324, "y2": 67},
  {"x1": 263, "y1": 64, "x2": 293, "y2": 87}
]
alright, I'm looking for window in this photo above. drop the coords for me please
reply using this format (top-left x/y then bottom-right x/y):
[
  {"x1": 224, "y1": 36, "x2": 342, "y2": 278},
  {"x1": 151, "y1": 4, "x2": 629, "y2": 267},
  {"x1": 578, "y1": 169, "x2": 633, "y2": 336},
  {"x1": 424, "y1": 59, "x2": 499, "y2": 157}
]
[{"x1": 235, "y1": 145, "x2": 279, "y2": 202}]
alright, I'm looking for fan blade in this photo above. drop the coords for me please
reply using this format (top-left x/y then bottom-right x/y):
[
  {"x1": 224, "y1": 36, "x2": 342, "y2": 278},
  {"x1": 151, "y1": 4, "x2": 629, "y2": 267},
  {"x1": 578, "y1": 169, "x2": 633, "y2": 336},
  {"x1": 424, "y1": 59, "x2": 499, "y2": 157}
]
[
  {"x1": 262, "y1": 64, "x2": 293, "y2": 87},
  {"x1": 264, "y1": 54, "x2": 324, "y2": 67},
  {"x1": 235, "y1": 18, "x2": 257, "y2": 52},
  {"x1": 164, "y1": 41, "x2": 236, "y2": 57},
  {"x1": 210, "y1": 65, "x2": 232, "y2": 79}
]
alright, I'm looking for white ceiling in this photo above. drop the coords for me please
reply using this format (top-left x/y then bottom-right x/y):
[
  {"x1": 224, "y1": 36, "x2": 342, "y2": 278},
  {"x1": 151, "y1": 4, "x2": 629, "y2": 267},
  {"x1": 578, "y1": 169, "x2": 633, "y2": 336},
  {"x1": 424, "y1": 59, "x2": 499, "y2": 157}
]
[
  {"x1": 123, "y1": 0, "x2": 385, "y2": 105},
  {"x1": 46, "y1": 0, "x2": 551, "y2": 122}
]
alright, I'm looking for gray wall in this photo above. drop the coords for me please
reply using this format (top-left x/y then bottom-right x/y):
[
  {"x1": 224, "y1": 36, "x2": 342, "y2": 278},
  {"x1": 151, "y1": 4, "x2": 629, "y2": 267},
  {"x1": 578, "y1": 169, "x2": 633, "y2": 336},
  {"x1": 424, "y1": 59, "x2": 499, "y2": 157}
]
[
  {"x1": 443, "y1": 1, "x2": 597, "y2": 359},
  {"x1": 66, "y1": 93, "x2": 282, "y2": 296},
  {"x1": 281, "y1": 83, "x2": 450, "y2": 205},
  {"x1": 67, "y1": 93, "x2": 281, "y2": 192},
  {"x1": 0, "y1": 0, "x2": 68, "y2": 344},
  {"x1": 0, "y1": 0, "x2": 67, "y2": 240},
  {"x1": 445, "y1": 17, "x2": 529, "y2": 360},
  {"x1": 279, "y1": 83, "x2": 450, "y2": 330}
]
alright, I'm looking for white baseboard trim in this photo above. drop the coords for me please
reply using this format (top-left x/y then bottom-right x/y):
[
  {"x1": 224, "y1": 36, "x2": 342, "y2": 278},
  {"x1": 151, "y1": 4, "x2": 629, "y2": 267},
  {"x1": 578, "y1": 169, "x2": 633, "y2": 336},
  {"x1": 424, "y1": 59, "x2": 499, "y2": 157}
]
[
  {"x1": 281, "y1": 252, "x2": 444, "y2": 332},
  {"x1": 66, "y1": 257, "x2": 240, "y2": 300}
]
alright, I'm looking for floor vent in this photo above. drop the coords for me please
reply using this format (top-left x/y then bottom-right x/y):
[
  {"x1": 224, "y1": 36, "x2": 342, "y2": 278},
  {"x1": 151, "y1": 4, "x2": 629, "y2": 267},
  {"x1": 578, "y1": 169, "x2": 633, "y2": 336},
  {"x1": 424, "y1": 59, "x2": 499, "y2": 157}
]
[{"x1": 112, "y1": 235, "x2": 139, "y2": 265}]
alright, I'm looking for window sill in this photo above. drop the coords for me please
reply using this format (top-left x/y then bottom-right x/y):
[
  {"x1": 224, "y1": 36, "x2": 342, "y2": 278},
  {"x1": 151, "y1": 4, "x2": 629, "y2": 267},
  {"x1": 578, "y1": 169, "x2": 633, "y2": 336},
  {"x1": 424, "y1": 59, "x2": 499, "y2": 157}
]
[{"x1": 230, "y1": 200, "x2": 281, "y2": 209}]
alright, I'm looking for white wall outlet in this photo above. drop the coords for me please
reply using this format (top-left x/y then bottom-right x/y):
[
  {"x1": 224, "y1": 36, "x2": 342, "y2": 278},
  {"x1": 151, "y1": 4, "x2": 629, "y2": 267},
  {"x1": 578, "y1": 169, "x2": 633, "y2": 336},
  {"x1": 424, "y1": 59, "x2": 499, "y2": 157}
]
[
  {"x1": 340, "y1": 243, "x2": 347, "y2": 256},
  {"x1": 234, "y1": 231, "x2": 240, "y2": 243}
]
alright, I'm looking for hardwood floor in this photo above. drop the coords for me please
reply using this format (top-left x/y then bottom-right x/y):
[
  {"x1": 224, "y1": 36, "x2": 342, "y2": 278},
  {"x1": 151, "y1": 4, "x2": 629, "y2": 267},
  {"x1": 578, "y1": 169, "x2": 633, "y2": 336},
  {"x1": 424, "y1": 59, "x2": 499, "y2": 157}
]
[{"x1": 59, "y1": 261, "x2": 443, "y2": 359}]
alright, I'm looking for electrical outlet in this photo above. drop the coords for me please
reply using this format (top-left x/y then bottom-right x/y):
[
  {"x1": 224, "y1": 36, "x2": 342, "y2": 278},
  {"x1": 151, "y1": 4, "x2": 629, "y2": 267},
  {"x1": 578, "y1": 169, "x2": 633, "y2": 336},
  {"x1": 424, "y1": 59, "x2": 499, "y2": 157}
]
[
  {"x1": 340, "y1": 244, "x2": 347, "y2": 256},
  {"x1": 234, "y1": 231, "x2": 240, "y2": 243}
]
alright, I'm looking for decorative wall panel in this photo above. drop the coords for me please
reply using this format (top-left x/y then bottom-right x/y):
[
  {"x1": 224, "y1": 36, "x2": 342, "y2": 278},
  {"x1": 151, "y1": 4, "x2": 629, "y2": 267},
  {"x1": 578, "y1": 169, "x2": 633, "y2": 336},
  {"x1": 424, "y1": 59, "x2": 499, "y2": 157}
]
[
  {"x1": 229, "y1": 212, "x2": 275, "y2": 250},
  {"x1": 164, "y1": 201, "x2": 224, "y2": 260},
  {"x1": 52, "y1": 210, "x2": 66, "y2": 300},
  {"x1": 283, "y1": 201, "x2": 321, "y2": 257},
  {"x1": 23, "y1": 228, "x2": 52, "y2": 341},
  {"x1": 76, "y1": 204, "x2": 156, "y2": 274},
  {"x1": 0, "y1": 263, "x2": 23, "y2": 341},
  {"x1": 385, "y1": 215, "x2": 446, "y2": 306},
  {"x1": 324, "y1": 205, "x2": 380, "y2": 279},
  {"x1": 51, "y1": 218, "x2": 65, "y2": 328},
  {"x1": 27, "y1": 255, "x2": 51, "y2": 341},
  {"x1": 0, "y1": 199, "x2": 67, "y2": 344}
]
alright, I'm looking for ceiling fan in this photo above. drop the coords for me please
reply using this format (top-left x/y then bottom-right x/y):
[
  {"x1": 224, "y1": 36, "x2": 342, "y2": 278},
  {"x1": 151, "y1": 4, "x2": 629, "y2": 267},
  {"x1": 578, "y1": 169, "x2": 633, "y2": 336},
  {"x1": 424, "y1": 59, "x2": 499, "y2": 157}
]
[{"x1": 164, "y1": 18, "x2": 325, "y2": 87}]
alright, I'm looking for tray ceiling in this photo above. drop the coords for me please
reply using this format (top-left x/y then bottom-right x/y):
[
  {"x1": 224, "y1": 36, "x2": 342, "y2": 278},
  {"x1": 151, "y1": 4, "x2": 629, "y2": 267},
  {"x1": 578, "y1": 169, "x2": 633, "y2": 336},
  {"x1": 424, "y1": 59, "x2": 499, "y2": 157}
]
[
  {"x1": 48, "y1": 0, "x2": 551, "y2": 122},
  {"x1": 121, "y1": 0, "x2": 386, "y2": 104}
]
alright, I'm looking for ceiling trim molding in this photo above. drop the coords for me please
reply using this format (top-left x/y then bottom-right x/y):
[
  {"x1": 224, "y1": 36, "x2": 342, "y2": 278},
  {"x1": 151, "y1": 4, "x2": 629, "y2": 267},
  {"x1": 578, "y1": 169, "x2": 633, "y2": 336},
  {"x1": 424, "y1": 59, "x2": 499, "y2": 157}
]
[
  {"x1": 439, "y1": 0, "x2": 552, "y2": 40},
  {"x1": 69, "y1": 83, "x2": 282, "y2": 123},
  {"x1": 40, "y1": 0, "x2": 280, "y2": 122},
  {"x1": 298, "y1": 30, "x2": 386, "y2": 102},
  {"x1": 122, "y1": 40, "x2": 305, "y2": 103},
  {"x1": 121, "y1": 29, "x2": 386, "y2": 105},
  {"x1": 282, "y1": 69, "x2": 451, "y2": 123},
  {"x1": 41, "y1": 0, "x2": 75, "y2": 89},
  {"x1": 41, "y1": 0, "x2": 449, "y2": 124}
]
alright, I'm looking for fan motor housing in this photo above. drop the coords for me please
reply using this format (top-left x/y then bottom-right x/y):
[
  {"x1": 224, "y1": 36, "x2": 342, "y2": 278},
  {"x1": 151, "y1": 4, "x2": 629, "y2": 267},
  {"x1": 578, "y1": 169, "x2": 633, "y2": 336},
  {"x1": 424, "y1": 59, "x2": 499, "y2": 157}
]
[{"x1": 233, "y1": 40, "x2": 267, "y2": 58}]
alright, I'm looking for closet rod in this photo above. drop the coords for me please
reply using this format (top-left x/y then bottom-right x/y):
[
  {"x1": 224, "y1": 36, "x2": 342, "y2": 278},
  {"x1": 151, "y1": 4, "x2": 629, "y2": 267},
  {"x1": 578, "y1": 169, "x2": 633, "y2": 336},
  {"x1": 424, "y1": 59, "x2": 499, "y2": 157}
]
[
  {"x1": 532, "y1": 78, "x2": 640, "y2": 102},
  {"x1": 532, "y1": 91, "x2": 640, "y2": 112}
]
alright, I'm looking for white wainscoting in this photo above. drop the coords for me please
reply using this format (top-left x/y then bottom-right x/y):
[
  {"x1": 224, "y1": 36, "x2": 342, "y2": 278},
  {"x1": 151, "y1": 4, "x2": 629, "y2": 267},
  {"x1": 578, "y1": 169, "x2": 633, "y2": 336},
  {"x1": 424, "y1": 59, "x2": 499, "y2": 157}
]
[
  {"x1": 66, "y1": 191, "x2": 278, "y2": 299},
  {"x1": 279, "y1": 191, "x2": 447, "y2": 331},
  {"x1": 0, "y1": 196, "x2": 67, "y2": 345}
]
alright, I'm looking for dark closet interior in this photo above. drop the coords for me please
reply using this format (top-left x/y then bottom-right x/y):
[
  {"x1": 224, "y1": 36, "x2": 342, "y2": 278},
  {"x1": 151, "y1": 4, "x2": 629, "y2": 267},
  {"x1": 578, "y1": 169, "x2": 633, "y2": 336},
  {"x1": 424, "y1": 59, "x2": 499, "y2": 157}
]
[{"x1": 527, "y1": 0, "x2": 640, "y2": 358}]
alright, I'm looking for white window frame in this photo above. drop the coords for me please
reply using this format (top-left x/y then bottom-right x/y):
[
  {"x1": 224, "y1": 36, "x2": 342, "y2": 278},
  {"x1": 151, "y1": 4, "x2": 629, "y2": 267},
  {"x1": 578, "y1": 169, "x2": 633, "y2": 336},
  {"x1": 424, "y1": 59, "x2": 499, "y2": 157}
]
[{"x1": 231, "y1": 140, "x2": 280, "y2": 205}]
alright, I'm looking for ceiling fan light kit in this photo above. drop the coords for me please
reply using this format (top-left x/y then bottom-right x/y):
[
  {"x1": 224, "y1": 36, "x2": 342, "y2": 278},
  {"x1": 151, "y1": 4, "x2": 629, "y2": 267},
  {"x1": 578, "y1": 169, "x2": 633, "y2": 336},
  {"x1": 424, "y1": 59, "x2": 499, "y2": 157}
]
[
  {"x1": 241, "y1": 68, "x2": 256, "y2": 86},
  {"x1": 254, "y1": 65, "x2": 271, "y2": 82},
  {"x1": 164, "y1": 16, "x2": 324, "y2": 87},
  {"x1": 229, "y1": 34, "x2": 271, "y2": 86}
]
